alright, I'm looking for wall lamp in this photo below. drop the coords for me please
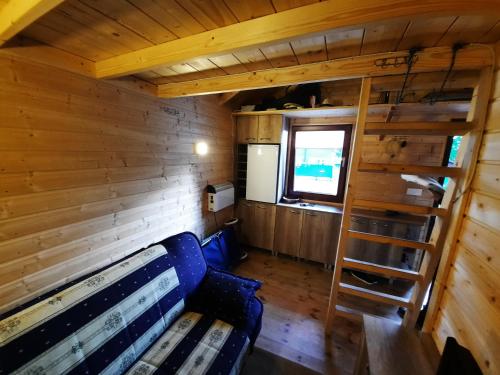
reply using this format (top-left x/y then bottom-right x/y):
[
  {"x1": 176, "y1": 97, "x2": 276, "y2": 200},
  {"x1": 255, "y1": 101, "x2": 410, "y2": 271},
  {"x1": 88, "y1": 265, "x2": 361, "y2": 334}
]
[{"x1": 195, "y1": 141, "x2": 209, "y2": 156}]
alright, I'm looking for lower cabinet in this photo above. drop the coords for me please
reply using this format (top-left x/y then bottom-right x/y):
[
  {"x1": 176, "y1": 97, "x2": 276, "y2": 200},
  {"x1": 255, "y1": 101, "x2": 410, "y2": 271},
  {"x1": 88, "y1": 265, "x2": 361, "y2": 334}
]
[
  {"x1": 238, "y1": 200, "x2": 255, "y2": 246},
  {"x1": 237, "y1": 200, "x2": 276, "y2": 250},
  {"x1": 274, "y1": 206, "x2": 303, "y2": 256},
  {"x1": 299, "y1": 210, "x2": 340, "y2": 264},
  {"x1": 239, "y1": 201, "x2": 341, "y2": 263},
  {"x1": 274, "y1": 206, "x2": 341, "y2": 264}
]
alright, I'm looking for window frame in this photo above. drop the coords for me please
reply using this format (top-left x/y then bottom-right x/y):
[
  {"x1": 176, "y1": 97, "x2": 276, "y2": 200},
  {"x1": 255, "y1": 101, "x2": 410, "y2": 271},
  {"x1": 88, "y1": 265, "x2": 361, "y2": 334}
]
[{"x1": 286, "y1": 124, "x2": 352, "y2": 203}]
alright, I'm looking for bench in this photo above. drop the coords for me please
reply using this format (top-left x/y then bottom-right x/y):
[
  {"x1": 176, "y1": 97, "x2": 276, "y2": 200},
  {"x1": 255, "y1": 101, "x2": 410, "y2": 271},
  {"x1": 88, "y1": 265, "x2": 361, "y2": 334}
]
[{"x1": 355, "y1": 314, "x2": 440, "y2": 375}]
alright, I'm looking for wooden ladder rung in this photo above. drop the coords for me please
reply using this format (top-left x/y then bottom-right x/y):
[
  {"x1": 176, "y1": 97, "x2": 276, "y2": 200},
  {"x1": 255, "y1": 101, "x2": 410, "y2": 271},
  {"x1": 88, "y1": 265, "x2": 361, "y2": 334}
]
[
  {"x1": 343, "y1": 257, "x2": 423, "y2": 281},
  {"x1": 335, "y1": 304, "x2": 364, "y2": 323},
  {"x1": 352, "y1": 199, "x2": 448, "y2": 217},
  {"x1": 348, "y1": 230, "x2": 435, "y2": 252},
  {"x1": 358, "y1": 162, "x2": 461, "y2": 177},
  {"x1": 339, "y1": 282, "x2": 413, "y2": 309},
  {"x1": 364, "y1": 121, "x2": 472, "y2": 135},
  {"x1": 335, "y1": 303, "x2": 402, "y2": 324}
]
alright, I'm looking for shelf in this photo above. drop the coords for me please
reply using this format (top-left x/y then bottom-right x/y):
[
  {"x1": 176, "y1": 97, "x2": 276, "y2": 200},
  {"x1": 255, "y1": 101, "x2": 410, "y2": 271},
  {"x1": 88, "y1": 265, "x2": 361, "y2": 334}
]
[{"x1": 232, "y1": 102, "x2": 470, "y2": 119}]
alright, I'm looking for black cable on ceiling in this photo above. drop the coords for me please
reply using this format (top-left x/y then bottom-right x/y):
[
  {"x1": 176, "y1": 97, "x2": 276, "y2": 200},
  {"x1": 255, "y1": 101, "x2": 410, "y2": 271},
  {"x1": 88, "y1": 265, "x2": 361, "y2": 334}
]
[{"x1": 395, "y1": 46, "x2": 421, "y2": 105}]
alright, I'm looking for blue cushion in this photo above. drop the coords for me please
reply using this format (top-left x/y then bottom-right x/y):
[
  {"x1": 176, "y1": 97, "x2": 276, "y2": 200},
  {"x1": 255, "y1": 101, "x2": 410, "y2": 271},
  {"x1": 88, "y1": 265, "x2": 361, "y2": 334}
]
[
  {"x1": 158, "y1": 232, "x2": 207, "y2": 300},
  {"x1": 188, "y1": 267, "x2": 262, "y2": 334}
]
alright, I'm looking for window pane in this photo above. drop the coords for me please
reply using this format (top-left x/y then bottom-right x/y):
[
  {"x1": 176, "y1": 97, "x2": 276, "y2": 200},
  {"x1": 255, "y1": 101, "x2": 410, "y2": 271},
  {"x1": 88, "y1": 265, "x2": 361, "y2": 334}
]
[{"x1": 293, "y1": 130, "x2": 345, "y2": 195}]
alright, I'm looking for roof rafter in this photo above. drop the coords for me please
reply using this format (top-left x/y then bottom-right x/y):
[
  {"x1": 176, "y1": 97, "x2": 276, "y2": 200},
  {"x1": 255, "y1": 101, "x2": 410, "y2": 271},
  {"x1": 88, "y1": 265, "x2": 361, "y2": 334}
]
[
  {"x1": 94, "y1": 0, "x2": 498, "y2": 79},
  {"x1": 156, "y1": 45, "x2": 493, "y2": 98}
]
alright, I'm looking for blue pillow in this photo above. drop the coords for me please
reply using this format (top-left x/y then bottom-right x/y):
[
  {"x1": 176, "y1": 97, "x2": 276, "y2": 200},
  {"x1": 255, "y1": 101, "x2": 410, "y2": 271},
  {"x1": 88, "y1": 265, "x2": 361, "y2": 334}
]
[{"x1": 188, "y1": 267, "x2": 262, "y2": 328}]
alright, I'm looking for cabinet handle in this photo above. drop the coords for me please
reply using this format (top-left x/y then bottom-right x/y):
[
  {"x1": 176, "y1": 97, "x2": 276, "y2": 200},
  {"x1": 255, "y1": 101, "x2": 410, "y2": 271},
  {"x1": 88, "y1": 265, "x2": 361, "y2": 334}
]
[
  {"x1": 256, "y1": 205, "x2": 267, "y2": 209},
  {"x1": 245, "y1": 137, "x2": 256, "y2": 140},
  {"x1": 305, "y1": 212, "x2": 318, "y2": 216},
  {"x1": 290, "y1": 210, "x2": 301, "y2": 214},
  {"x1": 259, "y1": 137, "x2": 271, "y2": 140}
]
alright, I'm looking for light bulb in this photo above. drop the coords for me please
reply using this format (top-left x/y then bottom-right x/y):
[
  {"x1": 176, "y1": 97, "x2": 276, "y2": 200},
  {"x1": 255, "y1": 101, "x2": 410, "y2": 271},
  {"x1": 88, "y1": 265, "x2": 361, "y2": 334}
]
[{"x1": 195, "y1": 142, "x2": 208, "y2": 155}]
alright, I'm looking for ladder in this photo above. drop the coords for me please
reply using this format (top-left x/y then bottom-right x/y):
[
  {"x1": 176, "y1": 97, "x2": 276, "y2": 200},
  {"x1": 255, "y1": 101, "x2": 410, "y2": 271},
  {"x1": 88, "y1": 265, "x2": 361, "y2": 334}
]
[{"x1": 326, "y1": 70, "x2": 492, "y2": 329}]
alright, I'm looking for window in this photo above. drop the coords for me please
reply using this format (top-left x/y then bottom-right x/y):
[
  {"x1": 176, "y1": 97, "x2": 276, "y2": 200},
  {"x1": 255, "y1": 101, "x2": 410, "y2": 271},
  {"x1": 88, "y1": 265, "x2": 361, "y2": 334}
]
[
  {"x1": 287, "y1": 125, "x2": 352, "y2": 203},
  {"x1": 442, "y1": 135, "x2": 462, "y2": 189}
]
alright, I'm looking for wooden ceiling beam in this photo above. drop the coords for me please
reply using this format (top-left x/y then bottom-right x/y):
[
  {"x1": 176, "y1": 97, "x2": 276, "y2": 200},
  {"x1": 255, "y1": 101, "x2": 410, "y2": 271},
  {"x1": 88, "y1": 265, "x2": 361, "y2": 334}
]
[
  {"x1": 0, "y1": 0, "x2": 65, "y2": 46},
  {"x1": 156, "y1": 45, "x2": 493, "y2": 98},
  {"x1": 94, "y1": 0, "x2": 498, "y2": 79}
]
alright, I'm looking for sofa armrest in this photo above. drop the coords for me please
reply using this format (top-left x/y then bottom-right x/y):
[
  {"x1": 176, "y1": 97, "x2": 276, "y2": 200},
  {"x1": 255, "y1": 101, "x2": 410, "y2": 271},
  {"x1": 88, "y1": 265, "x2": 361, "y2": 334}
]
[{"x1": 187, "y1": 267, "x2": 262, "y2": 335}]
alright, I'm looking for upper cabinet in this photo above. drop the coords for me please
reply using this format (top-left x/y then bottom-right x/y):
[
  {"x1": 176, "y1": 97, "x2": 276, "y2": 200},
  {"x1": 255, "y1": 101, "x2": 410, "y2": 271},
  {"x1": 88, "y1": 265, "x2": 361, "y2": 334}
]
[
  {"x1": 236, "y1": 115, "x2": 283, "y2": 144},
  {"x1": 236, "y1": 116, "x2": 259, "y2": 143}
]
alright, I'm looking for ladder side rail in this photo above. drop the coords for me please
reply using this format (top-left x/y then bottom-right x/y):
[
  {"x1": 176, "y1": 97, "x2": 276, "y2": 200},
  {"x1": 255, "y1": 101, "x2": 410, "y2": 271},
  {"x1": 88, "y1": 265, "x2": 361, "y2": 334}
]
[{"x1": 326, "y1": 77, "x2": 372, "y2": 331}]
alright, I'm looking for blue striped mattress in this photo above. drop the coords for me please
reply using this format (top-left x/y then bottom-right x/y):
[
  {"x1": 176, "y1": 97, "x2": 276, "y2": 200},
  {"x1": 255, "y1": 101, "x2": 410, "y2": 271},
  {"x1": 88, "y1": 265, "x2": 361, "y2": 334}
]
[{"x1": 0, "y1": 244, "x2": 249, "y2": 374}]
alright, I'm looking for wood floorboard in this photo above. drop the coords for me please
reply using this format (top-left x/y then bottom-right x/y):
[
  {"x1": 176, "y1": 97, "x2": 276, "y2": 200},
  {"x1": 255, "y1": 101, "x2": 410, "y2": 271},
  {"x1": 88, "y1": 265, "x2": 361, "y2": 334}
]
[
  {"x1": 235, "y1": 249, "x2": 361, "y2": 375},
  {"x1": 235, "y1": 249, "x2": 410, "y2": 374}
]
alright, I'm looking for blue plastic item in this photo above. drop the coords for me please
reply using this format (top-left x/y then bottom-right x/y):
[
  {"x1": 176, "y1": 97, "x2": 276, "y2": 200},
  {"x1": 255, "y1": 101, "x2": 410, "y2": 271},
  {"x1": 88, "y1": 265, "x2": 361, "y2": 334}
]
[{"x1": 202, "y1": 227, "x2": 242, "y2": 271}]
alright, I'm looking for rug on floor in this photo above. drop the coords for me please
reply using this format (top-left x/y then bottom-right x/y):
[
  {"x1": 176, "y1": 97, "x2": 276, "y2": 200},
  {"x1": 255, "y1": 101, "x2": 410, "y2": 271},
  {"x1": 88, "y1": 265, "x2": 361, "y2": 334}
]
[{"x1": 242, "y1": 347, "x2": 320, "y2": 375}]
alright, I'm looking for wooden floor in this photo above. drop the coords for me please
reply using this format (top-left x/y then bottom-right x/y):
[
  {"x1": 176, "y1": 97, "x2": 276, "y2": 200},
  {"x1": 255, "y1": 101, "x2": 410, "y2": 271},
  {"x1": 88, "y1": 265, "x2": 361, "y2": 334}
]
[
  {"x1": 235, "y1": 249, "x2": 411, "y2": 374},
  {"x1": 236, "y1": 249, "x2": 361, "y2": 375}
]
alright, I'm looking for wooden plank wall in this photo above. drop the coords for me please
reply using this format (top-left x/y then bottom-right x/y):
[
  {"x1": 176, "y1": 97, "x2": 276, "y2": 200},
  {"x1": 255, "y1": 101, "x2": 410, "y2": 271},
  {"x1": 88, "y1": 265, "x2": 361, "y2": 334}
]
[
  {"x1": 0, "y1": 53, "x2": 234, "y2": 313},
  {"x1": 432, "y1": 43, "x2": 500, "y2": 374}
]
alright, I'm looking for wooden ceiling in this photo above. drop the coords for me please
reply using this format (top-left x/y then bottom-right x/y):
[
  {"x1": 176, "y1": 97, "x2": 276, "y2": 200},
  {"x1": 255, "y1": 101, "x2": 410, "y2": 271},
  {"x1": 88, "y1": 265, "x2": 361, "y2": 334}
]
[{"x1": 0, "y1": 0, "x2": 497, "y2": 98}]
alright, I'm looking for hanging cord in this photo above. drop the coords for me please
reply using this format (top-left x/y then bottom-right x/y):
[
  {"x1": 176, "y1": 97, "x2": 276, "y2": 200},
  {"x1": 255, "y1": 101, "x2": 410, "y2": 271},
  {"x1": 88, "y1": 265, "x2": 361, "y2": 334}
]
[
  {"x1": 430, "y1": 42, "x2": 466, "y2": 105},
  {"x1": 396, "y1": 47, "x2": 421, "y2": 104}
]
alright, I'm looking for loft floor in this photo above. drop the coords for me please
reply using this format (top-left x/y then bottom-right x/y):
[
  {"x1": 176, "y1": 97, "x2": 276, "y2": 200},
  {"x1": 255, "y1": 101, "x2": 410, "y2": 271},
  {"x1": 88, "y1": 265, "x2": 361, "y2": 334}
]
[{"x1": 235, "y1": 249, "x2": 411, "y2": 374}]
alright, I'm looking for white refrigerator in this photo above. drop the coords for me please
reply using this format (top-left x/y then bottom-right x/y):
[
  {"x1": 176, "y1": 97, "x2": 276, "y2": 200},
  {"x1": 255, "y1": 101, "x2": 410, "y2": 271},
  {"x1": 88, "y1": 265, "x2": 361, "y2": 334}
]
[{"x1": 246, "y1": 144, "x2": 280, "y2": 203}]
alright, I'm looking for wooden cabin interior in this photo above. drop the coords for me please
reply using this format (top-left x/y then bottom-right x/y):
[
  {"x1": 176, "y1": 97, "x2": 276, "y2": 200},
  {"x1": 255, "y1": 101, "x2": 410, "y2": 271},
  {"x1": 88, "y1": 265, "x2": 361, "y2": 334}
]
[{"x1": 0, "y1": 1, "x2": 499, "y2": 374}]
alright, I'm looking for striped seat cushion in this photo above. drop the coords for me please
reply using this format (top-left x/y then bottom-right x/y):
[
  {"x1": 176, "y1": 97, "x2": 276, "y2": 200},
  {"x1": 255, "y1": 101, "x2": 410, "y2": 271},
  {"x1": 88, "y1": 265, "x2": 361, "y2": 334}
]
[
  {"x1": 0, "y1": 245, "x2": 185, "y2": 375},
  {"x1": 126, "y1": 312, "x2": 249, "y2": 375}
]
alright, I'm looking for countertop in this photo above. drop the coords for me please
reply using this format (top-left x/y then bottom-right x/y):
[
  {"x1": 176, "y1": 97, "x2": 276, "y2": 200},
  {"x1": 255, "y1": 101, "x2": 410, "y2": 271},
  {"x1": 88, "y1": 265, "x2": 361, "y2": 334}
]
[{"x1": 276, "y1": 201, "x2": 428, "y2": 225}]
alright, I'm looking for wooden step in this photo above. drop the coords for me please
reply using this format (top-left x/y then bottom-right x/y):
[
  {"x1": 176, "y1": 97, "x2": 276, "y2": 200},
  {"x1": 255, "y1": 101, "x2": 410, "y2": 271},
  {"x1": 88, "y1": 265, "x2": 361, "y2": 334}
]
[
  {"x1": 335, "y1": 303, "x2": 402, "y2": 324},
  {"x1": 358, "y1": 162, "x2": 461, "y2": 177},
  {"x1": 347, "y1": 230, "x2": 434, "y2": 252},
  {"x1": 335, "y1": 304, "x2": 363, "y2": 322},
  {"x1": 352, "y1": 199, "x2": 447, "y2": 217},
  {"x1": 364, "y1": 121, "x2": 472, "y2": 135},
  {"x1": 339, "y1": 282, "x2": 413, "y2": 309},
  {"x1": 343, "y1": 257, "x2": 423, "y2": 281}
]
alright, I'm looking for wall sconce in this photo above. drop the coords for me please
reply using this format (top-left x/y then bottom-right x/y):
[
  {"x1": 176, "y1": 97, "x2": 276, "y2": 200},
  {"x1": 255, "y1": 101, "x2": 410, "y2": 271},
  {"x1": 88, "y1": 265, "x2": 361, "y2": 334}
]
[{"x1": 195, "y1": 142, "x2": 209, "y2": 156}]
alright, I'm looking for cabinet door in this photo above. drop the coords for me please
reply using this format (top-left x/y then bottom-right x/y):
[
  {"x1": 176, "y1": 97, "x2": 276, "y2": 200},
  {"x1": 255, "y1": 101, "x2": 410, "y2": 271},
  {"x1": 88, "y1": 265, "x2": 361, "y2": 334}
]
[
  {"x1": 253, "y1": 203, "x2": 276, "y2": 250},
  {"x1": 236, "y1": 116, "x2": 258, "y2": 144},
  {"x1": 237, "y1": 200, "x2": 255, "y2": 245},
  {"x1": 258, "y1": 115, "x2": 282, "y2": 143},
  {"x1": 300, "y1": 211, "x2": 339, "y2": 264},
  {"x1": 274, "y1": 206, "x2": 303, "y2": 256}
]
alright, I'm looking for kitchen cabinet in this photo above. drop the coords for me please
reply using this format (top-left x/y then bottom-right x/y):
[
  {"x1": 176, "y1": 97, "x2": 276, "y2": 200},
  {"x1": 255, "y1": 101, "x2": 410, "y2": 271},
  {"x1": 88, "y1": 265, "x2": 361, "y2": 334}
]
[
  {"x1": 273, "y1": 205, "x2": 341, "y2": 265},
  {"x1": 274, "y1": 206, "x2": 303, "y2": 256},
  {"x1": 238, "y1": 200, "x2": 255, "y2": 245},
  {"x1": 300, "y1": 210, "x2": 340, "y2": 264},
  {"x1": 236, "y1": 115, "x2": 283, "y2": 144},
  {"x1": 236, "y1": 116, "x2": 258, "y2": 143},
  {"x1": 257, "y1": 115, "x2": 283, "y2": 143},
  {"x1": 237, "y1": 200, "x2": 276, "y2": 251},
  {"x1": 253, "y1": 203, "x2": 276, "y2": 250}
]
